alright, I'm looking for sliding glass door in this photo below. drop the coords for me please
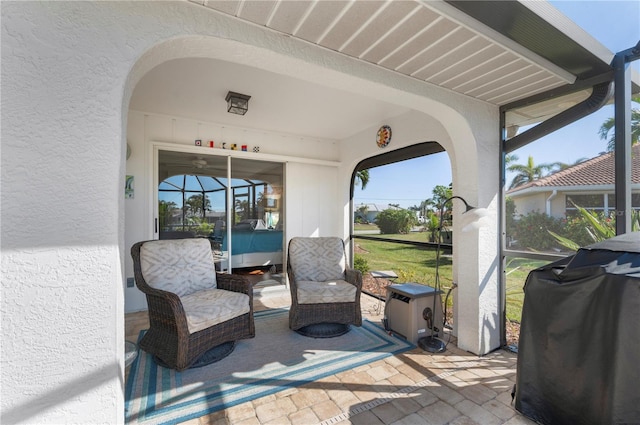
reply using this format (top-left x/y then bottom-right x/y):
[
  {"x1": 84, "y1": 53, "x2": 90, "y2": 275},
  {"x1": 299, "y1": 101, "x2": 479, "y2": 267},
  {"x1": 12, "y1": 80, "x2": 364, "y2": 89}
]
[{"x1": 229, "y1": 157, "x2": 284, "y2": 275}]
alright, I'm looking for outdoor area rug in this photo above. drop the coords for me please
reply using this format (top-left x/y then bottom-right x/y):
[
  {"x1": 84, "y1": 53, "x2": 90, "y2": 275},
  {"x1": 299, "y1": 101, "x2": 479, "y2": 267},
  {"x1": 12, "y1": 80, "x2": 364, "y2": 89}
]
[{"x1": 125, "y1": 308, "x2": 414, "y2": 424}]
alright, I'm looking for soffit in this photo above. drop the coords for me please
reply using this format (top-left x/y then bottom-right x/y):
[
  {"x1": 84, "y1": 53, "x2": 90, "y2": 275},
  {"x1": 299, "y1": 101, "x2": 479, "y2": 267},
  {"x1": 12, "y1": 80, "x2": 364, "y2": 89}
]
[
  {"x1": 446, "y1": 0, "x2": 613, "y2": 81},
  {"x1": 190, "y1": 0, "x2": 607, "y2": 107}
]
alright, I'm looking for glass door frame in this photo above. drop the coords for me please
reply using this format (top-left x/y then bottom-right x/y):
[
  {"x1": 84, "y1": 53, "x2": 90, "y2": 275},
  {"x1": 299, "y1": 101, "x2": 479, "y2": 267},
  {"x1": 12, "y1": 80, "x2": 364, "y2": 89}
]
[{"x1": 151, "y1": 142, "x2": 285, "y2": 274}]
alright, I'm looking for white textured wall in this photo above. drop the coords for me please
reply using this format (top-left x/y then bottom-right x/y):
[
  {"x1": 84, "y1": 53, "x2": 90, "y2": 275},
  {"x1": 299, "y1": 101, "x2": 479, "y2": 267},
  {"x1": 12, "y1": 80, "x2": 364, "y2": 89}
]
[
  {"x1": 2, "y1": 1, "x2": 501, "y2": 423},
  {"x1": 285, "y1": 162, "x2": 341, "y2": 238},
  {"x1": 1, "y1": 2, "x2": 134, "y2": 423},
  {"x1": 551, "y1": 192, "x2": 567, "y2": 218},
  {"x1": 512, "y1": 192, "x2": 551, "y2": 217}
]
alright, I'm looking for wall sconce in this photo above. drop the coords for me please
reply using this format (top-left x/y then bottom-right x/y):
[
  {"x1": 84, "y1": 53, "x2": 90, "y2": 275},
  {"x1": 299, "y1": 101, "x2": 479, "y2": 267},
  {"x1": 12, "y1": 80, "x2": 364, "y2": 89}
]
[{"x1": 225, "y1": 91, "x2": 251, "y2": 115}]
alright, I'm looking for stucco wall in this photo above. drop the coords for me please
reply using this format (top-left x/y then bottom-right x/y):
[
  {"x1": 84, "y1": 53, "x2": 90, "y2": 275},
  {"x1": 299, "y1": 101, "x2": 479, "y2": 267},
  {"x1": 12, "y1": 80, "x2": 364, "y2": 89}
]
[
  {"x1": 512, "y1": 191, "x2": 553, "y2": 217},
  {"x1": 2, "y1": 1, "x2": 500, "y2": 422},
  {"x1": 2, "y1": 2, "x2": 136, "y2": 423}
]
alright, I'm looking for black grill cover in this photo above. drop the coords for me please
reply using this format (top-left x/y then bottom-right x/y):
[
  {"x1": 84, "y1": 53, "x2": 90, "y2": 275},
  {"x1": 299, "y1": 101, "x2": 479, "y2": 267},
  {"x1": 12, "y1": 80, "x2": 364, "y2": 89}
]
[{"x1": 515, "y1": 232, "x2": 640, "y2": 425}]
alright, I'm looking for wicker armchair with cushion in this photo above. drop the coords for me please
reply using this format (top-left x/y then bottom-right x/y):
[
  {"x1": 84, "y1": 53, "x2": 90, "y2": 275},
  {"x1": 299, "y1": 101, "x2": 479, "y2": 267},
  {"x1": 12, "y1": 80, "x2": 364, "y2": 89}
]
[
  {"x1": 287, "y1": 237, "x2": 362, "y2": 336},
  {"x1": 131, "y1": 238, "x2": 254, "y2": 371}
]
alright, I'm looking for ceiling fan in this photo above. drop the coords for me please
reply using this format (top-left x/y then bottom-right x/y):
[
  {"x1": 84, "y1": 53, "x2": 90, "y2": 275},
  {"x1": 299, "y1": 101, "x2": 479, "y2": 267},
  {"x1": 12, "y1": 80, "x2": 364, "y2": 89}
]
[{"x1": 192, "y1": 158, "x2": 208, "y2": 169}]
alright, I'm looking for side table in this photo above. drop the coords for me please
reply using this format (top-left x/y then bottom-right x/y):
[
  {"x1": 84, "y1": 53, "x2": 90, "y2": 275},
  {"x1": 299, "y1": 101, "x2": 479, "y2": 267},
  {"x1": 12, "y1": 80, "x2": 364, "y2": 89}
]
[{"x1": 370, "y1": 270, "x2": 398, "y2": 314}]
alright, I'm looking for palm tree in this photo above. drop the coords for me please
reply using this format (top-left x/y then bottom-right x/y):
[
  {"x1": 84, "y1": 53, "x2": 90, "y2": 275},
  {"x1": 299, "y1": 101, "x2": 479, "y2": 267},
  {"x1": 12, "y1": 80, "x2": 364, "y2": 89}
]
[
  {"x1": 427, "y1": 184, "x2": 453, "y2": 210},
  {"x1": 505, "y1": 153, "x2": 519, "y2": 167},
  {"x1": 355, "y1": 169, "x2": 370, "y2": 190},
  {"x1": 356, "y1": 204, "x2": 369, "y2": 223},
  {"x1": 185, "y1": 194, "x2": 211, "y2": 218},
  {"x1": 158, "y1": 200, "x2": 178, "y2": 231},
  {"x1": 234, "y1": 199, "x2": 249, "y2": 221},
  {"x1": 418, "y1": 199, "x2": 431, "y2": 218},
  {"x1": 598, "y1": 95, "x2": 640, "y2": 151},
  {"x1": 425, "y1": 184, "x2": 453, "y2": 227},
  {"x1": 507, "y1": 155, "x2": 556, "y2": 189}
]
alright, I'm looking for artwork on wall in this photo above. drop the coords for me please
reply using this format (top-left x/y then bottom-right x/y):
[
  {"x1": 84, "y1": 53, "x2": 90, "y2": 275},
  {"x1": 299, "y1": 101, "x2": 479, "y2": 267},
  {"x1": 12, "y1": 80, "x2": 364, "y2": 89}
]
[
  {"x1": 125, "y1": 175, "x2": 134, "y2": 199},
  {"x1": 376, "y1": 125, "x2": 392, "y2": 148}
]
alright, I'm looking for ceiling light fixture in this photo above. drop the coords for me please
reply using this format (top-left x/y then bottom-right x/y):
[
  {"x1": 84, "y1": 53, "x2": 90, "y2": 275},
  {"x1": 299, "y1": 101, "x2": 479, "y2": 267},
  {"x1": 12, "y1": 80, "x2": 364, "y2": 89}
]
[{"x1": 225, "y1": 91, "x2": 251, "y2": 115}]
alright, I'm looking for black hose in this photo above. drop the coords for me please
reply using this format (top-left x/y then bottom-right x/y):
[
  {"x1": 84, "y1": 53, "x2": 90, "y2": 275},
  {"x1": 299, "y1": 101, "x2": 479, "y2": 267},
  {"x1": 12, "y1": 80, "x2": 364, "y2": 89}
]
[{"x1": 443, "y1": 283, "x2": 457, "y2": 329}]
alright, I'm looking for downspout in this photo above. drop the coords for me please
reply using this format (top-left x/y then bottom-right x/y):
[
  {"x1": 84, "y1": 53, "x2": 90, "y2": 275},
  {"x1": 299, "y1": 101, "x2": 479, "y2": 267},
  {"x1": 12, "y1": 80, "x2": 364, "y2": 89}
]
[
  {"x1": 505, "y1": 81, "x2": 614, "y2": 153},
  {"x1": 546, "y1": 190, "x2": 558, "y2": 216}
]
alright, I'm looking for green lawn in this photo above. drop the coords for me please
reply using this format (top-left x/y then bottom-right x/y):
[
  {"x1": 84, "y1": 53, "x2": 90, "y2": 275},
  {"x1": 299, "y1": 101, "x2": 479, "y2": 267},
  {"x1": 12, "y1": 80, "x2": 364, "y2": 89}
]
[
  {"x1": 504, "y1": 257, "x2": 548, "y2": 323},
  {"x1": 354, "y1": 236, "x2": 547, "y2": 323},
  {"x1": 354, "y1": 236, "x2": 453, "y2": 300},
  {"x1": 353, "y1": 223, "x2": 377, "y2": 232}
]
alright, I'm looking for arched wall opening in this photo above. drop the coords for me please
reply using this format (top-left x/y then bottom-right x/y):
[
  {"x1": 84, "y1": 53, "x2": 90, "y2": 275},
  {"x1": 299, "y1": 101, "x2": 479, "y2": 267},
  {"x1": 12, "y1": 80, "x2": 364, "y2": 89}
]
[
  {"x1": 348, "y1": 141, "x2": 463, "y2": 342},
  {"x1": 123, "y1": 28, "x2": 499, "y2": 360}
]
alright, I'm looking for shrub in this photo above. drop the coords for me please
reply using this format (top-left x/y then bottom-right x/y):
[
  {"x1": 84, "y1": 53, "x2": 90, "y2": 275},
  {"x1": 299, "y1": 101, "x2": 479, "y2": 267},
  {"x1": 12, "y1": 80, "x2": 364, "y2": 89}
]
[
  {"x1": 375, "y1": 209, "x2": 416, "y2": 234},
  {"x1": 353, "y1": 255, "x2": 369, "y2": 274},
  {"x1": 560, "y1": 213, "x2": 602, "y2": 247},
  {"x1": 512, "y1": 211, "x2": 563, "y2": 251},
  {"x1": 550, "y1": 206, "x2": 640, "y2": 251},
  {"x1": 425, "y1": 213, "x2": 440, "y2": 242}
]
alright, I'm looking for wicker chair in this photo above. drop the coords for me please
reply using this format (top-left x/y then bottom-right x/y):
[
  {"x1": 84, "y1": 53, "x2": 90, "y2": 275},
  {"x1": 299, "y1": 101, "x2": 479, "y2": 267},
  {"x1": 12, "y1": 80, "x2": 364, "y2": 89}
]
[
  {"x1": 131, "y1": 238, "x2": 254, "y2": 371},
  {"x1": 287, "y1": 237, "x2": 362, "y2": 335}
]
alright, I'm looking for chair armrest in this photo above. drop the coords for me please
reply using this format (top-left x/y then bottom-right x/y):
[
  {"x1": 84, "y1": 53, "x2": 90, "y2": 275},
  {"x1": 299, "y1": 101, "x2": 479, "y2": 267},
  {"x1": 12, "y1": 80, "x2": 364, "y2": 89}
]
[
  {"x1": 217, "y1": 273, "x2": 253, "y2": 312},
  {"x1": 286, "y1": 268, "x2": 301, "y2": 304},
  {"x1": 345, "y1": 268, "x2": 363, "y2": 290},
  {"x1": 216, "y1": 273, "x2": 252, "y2": 296},
  {"x1": 136, "y1": 284, "x2": 190, "y2": 334}
]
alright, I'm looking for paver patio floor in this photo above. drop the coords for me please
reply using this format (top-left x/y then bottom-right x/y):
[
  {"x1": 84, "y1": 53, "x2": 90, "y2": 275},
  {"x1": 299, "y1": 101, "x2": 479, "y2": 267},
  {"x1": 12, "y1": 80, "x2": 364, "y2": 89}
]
[{"x1": 125, "y1": 286, "x2": 535, "y2": 425}]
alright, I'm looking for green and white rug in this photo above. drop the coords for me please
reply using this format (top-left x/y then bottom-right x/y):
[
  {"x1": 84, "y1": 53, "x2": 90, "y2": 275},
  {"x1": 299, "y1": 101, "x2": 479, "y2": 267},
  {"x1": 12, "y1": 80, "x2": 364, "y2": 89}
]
[{"x1": 125, "y1": 308, "x2": 414, "y2": 424}]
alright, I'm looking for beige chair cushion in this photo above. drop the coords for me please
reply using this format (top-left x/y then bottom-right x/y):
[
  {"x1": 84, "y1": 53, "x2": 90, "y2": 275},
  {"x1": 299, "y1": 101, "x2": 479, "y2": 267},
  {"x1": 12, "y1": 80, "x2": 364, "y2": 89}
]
[
  {"x1": 296, "y1": 279, "x2": 357, "y2": 304},
  {"x1": 180, "y1": 289, "x2": 250, "y2": 334},
  {"x1": 140, "y1": 238, "x2": 216, "y2": 297},
  {"x1": 289, "y1": 237, "x2": 346, "y2": 282}
]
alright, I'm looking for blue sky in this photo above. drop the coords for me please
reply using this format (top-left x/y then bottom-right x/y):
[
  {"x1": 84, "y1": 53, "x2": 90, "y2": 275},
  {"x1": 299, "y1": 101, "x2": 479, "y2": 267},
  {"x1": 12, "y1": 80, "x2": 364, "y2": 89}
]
[{"x1": 353, "y1": 1, "x2": 640, "y2": 210}]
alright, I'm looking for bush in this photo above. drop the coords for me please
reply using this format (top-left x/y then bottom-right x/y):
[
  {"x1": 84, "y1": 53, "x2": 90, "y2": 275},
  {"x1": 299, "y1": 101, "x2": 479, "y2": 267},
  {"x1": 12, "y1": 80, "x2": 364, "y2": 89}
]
[
  {"x1": 353, "y1": 255, "x2": 369, "y2": 274},
  {"x1": 375, "y1": 209, "x2": 416, "y2": 234},
  {"x1": 512, "y1": 211, "x2": 563, "y2": 251},
  {"x1": 551, "y1": 207, "x2": 640, "y2": 251},
  {"x1": 561, "y1": 214, "x2": 601, "y2": 247}
]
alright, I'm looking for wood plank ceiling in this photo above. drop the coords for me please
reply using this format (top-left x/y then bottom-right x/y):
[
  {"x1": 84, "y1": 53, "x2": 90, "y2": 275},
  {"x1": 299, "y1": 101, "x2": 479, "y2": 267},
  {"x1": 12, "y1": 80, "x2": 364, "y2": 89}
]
[{"x1": 190, "y1": 0, "x2": 576, "y2": 107}]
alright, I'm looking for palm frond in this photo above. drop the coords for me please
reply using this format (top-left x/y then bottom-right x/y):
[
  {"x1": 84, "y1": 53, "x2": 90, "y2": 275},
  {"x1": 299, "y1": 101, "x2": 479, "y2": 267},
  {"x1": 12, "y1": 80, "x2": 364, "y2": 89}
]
[
  {"x1": 575, "y1": 204, "x2": 615, "y2": 239},
  {"x1": 548, "y1": 230, "x2": 580, "y2": 251}
]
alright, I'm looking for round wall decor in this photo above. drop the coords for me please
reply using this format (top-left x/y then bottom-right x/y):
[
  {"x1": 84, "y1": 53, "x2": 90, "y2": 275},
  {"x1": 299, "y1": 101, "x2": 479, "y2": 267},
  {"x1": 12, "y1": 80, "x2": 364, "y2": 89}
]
[{"x1": 376, "y1": 125, "x2": 392, "y2": 148}]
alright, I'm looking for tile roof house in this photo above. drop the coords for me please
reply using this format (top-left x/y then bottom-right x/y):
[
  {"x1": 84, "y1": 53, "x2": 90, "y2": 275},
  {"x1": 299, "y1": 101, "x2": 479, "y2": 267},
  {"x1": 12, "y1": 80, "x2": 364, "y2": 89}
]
[{"x1": 507, "y1": 144, "x2": 640, "y2": 218}]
